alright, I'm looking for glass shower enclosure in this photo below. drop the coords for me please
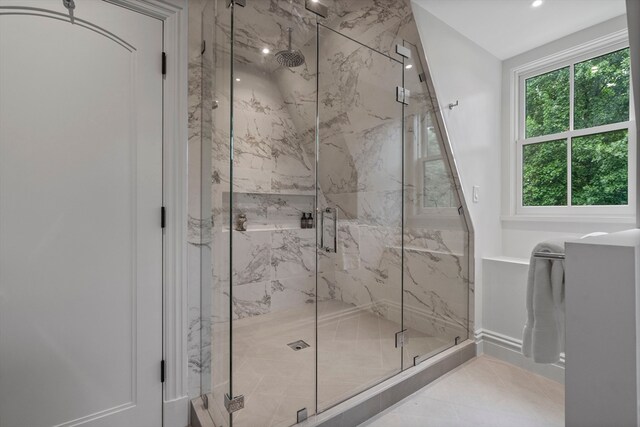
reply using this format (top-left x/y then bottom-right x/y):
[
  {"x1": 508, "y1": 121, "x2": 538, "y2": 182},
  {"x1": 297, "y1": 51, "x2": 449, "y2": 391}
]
[{"x1": 200, "y1": 1, "x2": 473, "y2": 426}]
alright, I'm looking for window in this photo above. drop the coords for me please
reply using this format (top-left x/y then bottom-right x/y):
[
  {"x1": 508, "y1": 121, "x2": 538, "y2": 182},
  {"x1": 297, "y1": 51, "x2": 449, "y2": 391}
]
[
  {"x1": 414, "y1": 112, "x2": 457, "y2": 213},
  {"x1": 517, "y1": 45, "x2": 633, "y2": 215}
]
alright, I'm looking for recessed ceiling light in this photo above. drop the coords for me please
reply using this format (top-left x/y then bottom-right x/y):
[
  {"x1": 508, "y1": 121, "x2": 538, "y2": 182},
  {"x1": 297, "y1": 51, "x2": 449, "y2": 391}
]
[
  {"x1": 531, "y1": 0, "x2": 543, "y2": 7},
  {"x1": 311, "y1": 0, "x2": 319, "y2": 2},
  {"x1": 235, "y1": 78, "x2": 241, "y2": 82},
  {"x1": 406, "y1": 64, "x2": 413, "y2": 69},
  {"x1": 262, "y1": 47, "x2": 270, "y2": 54}
]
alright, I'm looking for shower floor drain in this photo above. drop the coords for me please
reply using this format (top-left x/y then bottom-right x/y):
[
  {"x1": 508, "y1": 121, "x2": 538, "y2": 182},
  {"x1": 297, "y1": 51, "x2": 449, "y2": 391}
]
[{"x1": 287, "y1": 340, "x2": 310, "y2": 351}]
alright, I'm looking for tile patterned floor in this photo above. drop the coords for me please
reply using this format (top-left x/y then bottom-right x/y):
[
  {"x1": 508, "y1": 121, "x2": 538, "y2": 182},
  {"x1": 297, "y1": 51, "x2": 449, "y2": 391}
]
[
  {"x1": 359, "y1": 355, "x2": 565, "y2": 427},
  {"x1": 229, "y1": 301, "x2": 450, "y2": 427}
]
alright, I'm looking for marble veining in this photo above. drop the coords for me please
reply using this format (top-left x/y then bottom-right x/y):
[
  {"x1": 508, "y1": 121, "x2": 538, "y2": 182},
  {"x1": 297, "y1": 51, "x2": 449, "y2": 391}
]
[{"x1": 187, "y1": 0, "x2": 476, "y2": 409}]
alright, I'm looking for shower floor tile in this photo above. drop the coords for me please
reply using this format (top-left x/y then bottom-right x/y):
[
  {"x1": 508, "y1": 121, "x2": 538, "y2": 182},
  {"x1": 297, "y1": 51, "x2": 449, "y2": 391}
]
[{"x1": 230, "y1": 300, "x2": 450, "y2": 427}]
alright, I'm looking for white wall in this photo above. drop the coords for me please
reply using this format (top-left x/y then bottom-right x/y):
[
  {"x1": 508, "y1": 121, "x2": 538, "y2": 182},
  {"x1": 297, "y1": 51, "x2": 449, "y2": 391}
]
[
  {"x1": 411, "y1": 3, "x2": 503, "y2": 332},
  {"x1": 500, "y1": 15, "x2": 632, "y2": 259},
  {"x1": 413, "y1": 3, "x2": 634, "y2": 382},
  {"x1": 490, "y1": 16, "x2": 632, "y2": 380},
  {"x1": 482, "y1": 257, "x2": 565, "y2": 383}
]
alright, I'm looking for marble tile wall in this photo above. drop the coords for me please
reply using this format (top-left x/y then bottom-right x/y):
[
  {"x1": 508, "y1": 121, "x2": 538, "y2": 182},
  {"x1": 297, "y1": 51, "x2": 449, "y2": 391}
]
[
  {"x1": 187, "y1": 0, "x2": 475, "y2": 401},
  {"x1": 219, "y1": 228, "x2": 317, "y2": 320},
  {"x1": 312, "y1": 8, "x2": 471, "y2": 344}
]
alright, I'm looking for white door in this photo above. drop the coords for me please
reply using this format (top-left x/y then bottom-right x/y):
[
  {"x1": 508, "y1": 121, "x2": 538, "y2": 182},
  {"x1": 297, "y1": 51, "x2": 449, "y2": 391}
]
[{"x1": 0, "y1": 1, "x2": 163, "y2": 426}]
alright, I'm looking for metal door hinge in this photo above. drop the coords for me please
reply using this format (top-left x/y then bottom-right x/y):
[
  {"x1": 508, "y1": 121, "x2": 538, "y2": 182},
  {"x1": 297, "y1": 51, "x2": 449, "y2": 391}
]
[
  {"x1": 161, "y1": 206, "x2": 166, "y2": 229},
  {"x1": 202, "y1": 393, "x2": 209, "y2": 409},
  {"x1": 396, "y1": 44, "x2": 411, "y2": 59},
  {"x1": 395, "y1": 330, "x2": 407, "y2": 348},
  {"x1": 225, "y1": 394, "x2": 244, "y2": 413},
  {"x1": 457, "y1": 206, "x2": 464, "y2": 216},
  {"x1": 162, "y1": 52, "x2": 167, "y2": 76},
  {"x1": 396, "y1": 86, "x2": 410, "y2": 105},
  {"x1": 297, "y1": 408, "x2": 308, "y2": 423},
  {"x1": 306, "y1": 0, "x2": 328, "y2": 18},
  {"x1": 160, "y1": 360, "x2": 166, "y2": 383}
]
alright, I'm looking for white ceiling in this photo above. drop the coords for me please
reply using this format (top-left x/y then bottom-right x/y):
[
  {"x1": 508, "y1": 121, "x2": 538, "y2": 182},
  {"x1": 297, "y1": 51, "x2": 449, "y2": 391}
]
[{"x1": 412, "y1": 0, "x2": 627, "y2": 60}]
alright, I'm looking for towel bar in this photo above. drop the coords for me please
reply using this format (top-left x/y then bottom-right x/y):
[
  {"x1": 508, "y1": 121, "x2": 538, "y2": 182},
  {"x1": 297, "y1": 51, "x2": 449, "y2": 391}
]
[{"x1": 533, "y1": 252, "x2": 565, "y2": 260}]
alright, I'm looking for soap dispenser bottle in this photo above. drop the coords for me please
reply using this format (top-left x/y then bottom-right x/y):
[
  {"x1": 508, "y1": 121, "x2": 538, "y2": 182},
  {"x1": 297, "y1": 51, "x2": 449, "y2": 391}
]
[
  {"x1": 301, "y1": 212, "x2": 308, "y2": 229},
  {"x1": 307, "y1": 212, "x2": 314, "y2": 229}
]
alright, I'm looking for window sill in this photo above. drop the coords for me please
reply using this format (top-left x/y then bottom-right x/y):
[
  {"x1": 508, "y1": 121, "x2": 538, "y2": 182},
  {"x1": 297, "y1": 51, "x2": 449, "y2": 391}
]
[{"x1": 501, "y1": 215, "x2": 636, "y2": 225}]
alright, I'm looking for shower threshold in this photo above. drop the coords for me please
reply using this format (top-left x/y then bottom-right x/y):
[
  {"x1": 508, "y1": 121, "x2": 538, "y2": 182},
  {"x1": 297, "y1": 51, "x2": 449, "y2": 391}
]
[{"x1": 191, "y1": 335, "x2": 475, "y2": 427}]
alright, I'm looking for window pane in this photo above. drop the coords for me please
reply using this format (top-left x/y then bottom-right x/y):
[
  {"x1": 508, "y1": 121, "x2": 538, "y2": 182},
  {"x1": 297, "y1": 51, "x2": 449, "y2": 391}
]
[
  {"x1": 523, "y1": 139, "x2": 567, "y2": 206},
  {"x1": 525, "y1": 67, "x2": 570, "y2": 138},
  {"x1": 572, "y1": 129, "x2": 628, "y2": 206},
  {"x1": 423, "y1": 159, "x2": 455, "y2": 208},
  {"x1": 419, "y1": 113, "x2": 440, "y2": 159},
  {"x1": 574, "y1": 48, "x2": 630, "y2": 130}
]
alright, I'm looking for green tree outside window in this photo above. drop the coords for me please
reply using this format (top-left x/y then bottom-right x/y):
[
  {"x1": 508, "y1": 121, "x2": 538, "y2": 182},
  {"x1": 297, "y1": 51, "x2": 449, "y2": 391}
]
[{"x1": 522, "y1": 48, "x2": 630, "y2": 207}]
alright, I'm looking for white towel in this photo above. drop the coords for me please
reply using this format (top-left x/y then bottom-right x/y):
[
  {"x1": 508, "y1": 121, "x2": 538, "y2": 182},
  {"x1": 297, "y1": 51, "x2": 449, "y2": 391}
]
[{"x1": 522, "y1": 239, "x2": 566, "y2": 364}]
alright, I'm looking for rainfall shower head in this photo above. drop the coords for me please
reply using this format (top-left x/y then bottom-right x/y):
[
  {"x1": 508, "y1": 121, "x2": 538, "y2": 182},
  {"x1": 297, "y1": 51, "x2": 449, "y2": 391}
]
[{"x1": 275, "y1": 28, "x2": 305, "y2": 68}]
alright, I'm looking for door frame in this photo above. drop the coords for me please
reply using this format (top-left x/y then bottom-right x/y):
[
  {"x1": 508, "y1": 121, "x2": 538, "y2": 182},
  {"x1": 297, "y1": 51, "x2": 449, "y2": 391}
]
[{"x1": 103, "y1": 1, "x2": 189, "y2": 426}]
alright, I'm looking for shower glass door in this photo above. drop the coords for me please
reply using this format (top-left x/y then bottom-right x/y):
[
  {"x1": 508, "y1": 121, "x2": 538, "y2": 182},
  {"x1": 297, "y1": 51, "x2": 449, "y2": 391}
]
[
  {"x1": 229, "y1": 2, "x2": 318, "y2": 426},
  {"x1": 316, "y1": 25, "x2": 405, "y2": 411}
]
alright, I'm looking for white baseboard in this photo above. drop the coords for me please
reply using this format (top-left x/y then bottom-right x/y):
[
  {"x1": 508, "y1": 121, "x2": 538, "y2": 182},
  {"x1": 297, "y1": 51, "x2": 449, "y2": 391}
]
[
  {"x1": 164, "y1": 396, "x2": 190, "y2": 427},
  {"x1": 475, "y1": 329, "x2": 565, "y2": 384}
]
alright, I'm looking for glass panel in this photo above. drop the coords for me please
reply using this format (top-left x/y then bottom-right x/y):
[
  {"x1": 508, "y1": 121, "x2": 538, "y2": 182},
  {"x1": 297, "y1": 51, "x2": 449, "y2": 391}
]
[
  {"x1": 231, "y1": 2, "x2": 317, "y2": 426},
  {"x1": 201, "y1": 1, "x2": 231, "y2": 426},
  {"x1": 574, "y1": 48, "x2": 630, "y2": 130},
  {"x1": 522, "y1": 139, "x2": 568, "y2": 206},
  {"x1": 525, "y1": 67, "x2": 570, "y2": 138},
  {"x1": 402, "y1": 40, "x2": 470, "y2": 369},
  {"x1": 572, "y1": 129, "x2": 628, "y2": 206},
  {"x1": 316, "y1": 26, "x2": 403, "y2": 412},
  {"x1": 198, "y1": 2, "x2": 477, "y2": 425}
]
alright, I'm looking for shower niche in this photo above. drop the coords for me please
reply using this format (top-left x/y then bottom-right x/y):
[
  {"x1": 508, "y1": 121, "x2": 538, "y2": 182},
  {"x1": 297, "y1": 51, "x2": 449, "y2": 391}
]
[{"x1": 197, "y1": 1, "x2": 473, "y2": 426}]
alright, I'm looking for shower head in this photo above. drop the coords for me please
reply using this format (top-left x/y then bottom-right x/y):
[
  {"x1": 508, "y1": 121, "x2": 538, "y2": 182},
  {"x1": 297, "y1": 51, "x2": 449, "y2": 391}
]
[{"x1": 275, "y1": 28, "x2": 305, "y2": 68}]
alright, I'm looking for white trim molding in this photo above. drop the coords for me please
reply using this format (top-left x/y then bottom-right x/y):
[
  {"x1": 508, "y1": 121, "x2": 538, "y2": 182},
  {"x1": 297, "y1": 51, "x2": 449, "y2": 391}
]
[
  {"x1": 475, "y1": 329, "x2": 565, "y2": 384},
  {"x1": 106, "y1": 1, "x2": 189, "y2": 426}
]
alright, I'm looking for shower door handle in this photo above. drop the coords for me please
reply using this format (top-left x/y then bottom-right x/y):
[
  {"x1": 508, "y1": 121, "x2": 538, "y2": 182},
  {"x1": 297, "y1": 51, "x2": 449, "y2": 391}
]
[{"x1": 320, "y1": 207, "x2": 337, "y2": 253}]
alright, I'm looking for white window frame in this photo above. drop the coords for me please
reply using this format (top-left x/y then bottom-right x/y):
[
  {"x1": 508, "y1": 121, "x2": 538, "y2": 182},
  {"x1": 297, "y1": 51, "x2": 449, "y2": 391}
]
[
  {"x1": 511, "y1": 31, "x2": 636, "y2": 218},
  {"x1": 408, "y1": 112, "x2": 458, "y2": 220}
]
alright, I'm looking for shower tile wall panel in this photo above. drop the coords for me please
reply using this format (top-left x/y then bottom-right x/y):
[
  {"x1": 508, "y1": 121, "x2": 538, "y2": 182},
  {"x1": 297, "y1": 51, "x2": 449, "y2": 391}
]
[
  {"x1": 214, "y1": 64, "x2": 315, "y2": 196},
  {"x1": 208, "y1": 59, "x2": 320, "y2": 321},
  {"x1": 218, "y1": 228, "x2": 317, "y2": 320}
]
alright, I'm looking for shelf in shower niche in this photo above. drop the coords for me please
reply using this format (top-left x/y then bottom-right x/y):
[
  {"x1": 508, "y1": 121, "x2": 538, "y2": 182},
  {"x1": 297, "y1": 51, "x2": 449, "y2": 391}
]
[
  {"x1": 222, "y1": 191, "x2": 316, "y2": 233},
  {"x1": 222, "y1": 190, "x2": 315, "y2": 197},
  {"x1": 221, "y1": 226, "x2": 316, "y2": 233}
]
